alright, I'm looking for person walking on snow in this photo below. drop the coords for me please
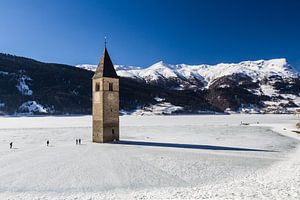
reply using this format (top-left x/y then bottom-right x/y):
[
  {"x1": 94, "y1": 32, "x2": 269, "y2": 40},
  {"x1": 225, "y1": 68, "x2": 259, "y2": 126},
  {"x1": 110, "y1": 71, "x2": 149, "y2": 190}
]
[
  {"x1": 78, "y1": 138, "x2": 81, "y2": 145},
  {"x1": 10, "y1": 142, "x2": 13, "y2": 149},
  {"x1": 46, "y1": 140, "x2": 49, "y2": 146},
  {"x1": 76, "y1": 139, "x2": 78, "y2": 145}
]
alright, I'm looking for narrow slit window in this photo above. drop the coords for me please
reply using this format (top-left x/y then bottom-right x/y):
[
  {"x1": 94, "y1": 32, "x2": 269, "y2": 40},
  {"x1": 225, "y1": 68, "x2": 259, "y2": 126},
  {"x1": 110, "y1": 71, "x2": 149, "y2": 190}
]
[
  {"x1": 112, "y1": 129, "x2": 115, "y2": 134},
  {"x1": 109, "y1": 83, "x2": 113, "y2": 91},
  {"x1": 95, "y1": 83, "x2": 100, "y2": 91}
]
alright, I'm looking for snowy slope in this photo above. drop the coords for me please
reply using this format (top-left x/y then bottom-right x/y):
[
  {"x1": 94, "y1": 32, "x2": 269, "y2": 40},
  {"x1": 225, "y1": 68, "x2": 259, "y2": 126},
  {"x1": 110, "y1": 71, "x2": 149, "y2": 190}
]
[
  {"x1": 77, "y1": 59, "x2": 300, "y2": 114},
  {"x1": 76, "y1": 58, "x2": 298, "y2": 88}
]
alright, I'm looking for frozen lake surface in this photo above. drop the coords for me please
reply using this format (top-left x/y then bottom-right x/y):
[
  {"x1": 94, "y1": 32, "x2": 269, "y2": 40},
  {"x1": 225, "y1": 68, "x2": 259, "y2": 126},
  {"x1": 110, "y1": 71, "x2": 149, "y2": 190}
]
[{"x1": 0, "y1": 114, "x2": 299, "y2": 199}]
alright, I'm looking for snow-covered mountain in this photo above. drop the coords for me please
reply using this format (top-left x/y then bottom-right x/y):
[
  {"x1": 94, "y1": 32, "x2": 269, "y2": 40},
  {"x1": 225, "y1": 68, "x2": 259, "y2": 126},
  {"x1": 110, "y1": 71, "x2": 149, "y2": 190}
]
[
  {"x1": 77, "y1": 58, "x2": 300, "y2": 114},
  {"x1": 0, "y1": 53, "x2": 299, "y2": 115},
  {"x1": 77, "y1": 58, "x2": 298, "y2": 88}
]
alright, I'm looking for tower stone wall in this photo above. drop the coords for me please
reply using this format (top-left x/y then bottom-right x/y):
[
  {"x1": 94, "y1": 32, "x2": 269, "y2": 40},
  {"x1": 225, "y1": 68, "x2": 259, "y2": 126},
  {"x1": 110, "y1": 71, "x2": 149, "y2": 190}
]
[{"x1": 92, "y1": 48, "x2": 119, "y2": 143}]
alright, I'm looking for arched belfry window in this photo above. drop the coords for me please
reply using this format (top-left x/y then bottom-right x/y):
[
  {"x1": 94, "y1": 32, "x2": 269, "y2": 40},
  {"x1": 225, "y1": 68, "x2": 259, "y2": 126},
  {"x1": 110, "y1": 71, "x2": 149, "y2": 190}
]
[
  {"x1": 109, "y1": 83, "x2": 113, "y2": 91},
  {"x1": 95, "y1": 83, "x2": 100, "y2": 91}
]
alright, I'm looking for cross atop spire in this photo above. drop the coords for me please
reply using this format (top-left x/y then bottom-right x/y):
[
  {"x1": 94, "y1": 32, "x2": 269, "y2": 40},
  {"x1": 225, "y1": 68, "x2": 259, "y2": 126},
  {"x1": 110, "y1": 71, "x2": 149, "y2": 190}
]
[
  {"x1": 93, "y1": 46, "x2": 118, "y2": 79},
  {"x1": 104, "y1": 36, "x2": 107, "y2": 48}
]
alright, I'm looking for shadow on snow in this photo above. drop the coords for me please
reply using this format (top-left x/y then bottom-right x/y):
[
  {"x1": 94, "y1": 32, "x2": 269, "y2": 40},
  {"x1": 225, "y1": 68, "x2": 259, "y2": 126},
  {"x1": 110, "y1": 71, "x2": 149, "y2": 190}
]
[{"x1": 113, "y1": 140, "x2": 277, "y2": 152}]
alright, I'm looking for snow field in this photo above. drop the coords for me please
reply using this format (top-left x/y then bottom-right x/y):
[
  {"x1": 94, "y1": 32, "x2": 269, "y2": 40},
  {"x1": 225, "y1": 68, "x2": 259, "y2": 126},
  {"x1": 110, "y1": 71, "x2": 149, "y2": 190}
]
[{"x1": 0, "y1": 114, "x2": 299, "y2": 199}]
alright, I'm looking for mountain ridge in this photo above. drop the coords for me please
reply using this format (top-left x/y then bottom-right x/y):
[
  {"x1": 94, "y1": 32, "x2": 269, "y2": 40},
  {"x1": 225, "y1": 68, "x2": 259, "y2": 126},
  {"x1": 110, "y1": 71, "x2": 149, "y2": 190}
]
[
  {"x1": 77, "y1": 58, "x2": 298, "y2": 90},
  {"x1": 0, "y1": 53, "x2": 299, "y2": 115},
  {"x1": 77, "y1": 58, "x2": 300, "y2": 114}
]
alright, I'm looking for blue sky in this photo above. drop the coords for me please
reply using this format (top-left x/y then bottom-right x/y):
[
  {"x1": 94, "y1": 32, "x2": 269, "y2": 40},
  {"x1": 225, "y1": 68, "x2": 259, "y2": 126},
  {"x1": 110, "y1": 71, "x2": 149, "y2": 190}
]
[{"x1": 0, "y1": 0, "x2": 300, "y2": 70}]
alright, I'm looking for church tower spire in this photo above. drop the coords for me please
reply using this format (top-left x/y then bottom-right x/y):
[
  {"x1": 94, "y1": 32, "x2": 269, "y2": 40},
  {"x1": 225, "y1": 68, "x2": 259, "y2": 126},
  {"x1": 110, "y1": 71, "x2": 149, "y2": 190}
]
[
  {"x1": 93, "y1": 47, "x2": 118, "y2": 79},
  {"x1": 92, "y1": 46, "x2": 119, "y2": 143}
]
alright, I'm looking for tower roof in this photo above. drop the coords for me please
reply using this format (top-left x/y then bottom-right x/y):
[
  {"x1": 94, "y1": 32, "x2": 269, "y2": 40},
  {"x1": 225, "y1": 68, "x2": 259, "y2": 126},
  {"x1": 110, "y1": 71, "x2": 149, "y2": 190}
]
[{"x1": 93, "y1": 47, "x2": 118, "y2": 79}]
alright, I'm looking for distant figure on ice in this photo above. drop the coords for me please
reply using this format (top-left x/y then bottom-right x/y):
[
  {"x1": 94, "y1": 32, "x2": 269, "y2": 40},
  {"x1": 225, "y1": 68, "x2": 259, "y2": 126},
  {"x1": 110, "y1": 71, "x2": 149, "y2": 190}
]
[
  {"x1": 76, "y1": 139, "x2": 78, "y2": 145},
  {"x1": 46, "y1": 140, "x2": 49, "y2": 146},
  {"x1": 10, "y1": 142, "x2": 13, "y2": 149},
  {"x1": 78, "y1": 138, "x2": 81, "y2": 145}
]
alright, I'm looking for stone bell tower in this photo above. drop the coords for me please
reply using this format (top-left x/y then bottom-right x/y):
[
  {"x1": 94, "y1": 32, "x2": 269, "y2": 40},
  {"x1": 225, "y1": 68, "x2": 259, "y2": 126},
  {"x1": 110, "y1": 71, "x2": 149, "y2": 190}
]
[{"x1": 92, "y1": 46, "x2": 119, "y2": 143}]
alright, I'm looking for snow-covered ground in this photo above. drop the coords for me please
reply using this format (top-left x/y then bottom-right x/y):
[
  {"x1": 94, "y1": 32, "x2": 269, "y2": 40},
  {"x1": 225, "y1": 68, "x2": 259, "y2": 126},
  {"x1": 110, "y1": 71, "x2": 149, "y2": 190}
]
[
  {"x1": 130, "y1": 102, "x2": 184, "y2": 115},
  {"x1": 16, "y1": 74, "x2": 33, "y2": 96},
  {"x1": 0, "y1": 114, "x2": 299, "y2": 199},
  {"x1": 18, "y1": 101, "x2": 48, "y2": 114}
]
